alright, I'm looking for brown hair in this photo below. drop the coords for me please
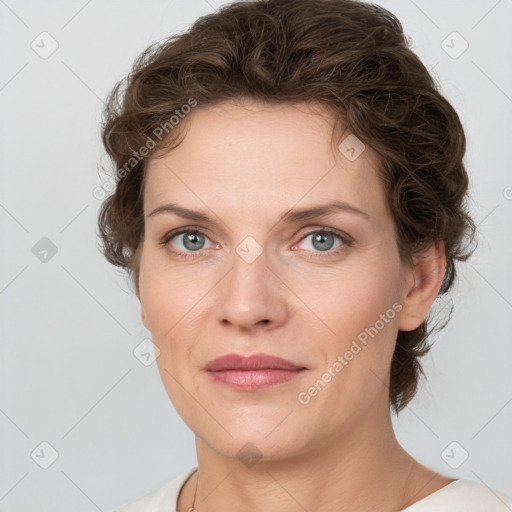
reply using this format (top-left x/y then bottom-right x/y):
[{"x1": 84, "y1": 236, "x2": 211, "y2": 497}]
[{"x1": 97, "y1": 0, "x2": 476, "y2": 413}]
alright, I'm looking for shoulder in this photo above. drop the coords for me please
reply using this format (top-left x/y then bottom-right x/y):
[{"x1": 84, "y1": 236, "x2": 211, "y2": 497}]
[
  {"x1": 111, "y1": 466, "x2": 197, "y2": 512},
  {"x1": 404, "y1": 478, "x2": 512, "y2": 511}
]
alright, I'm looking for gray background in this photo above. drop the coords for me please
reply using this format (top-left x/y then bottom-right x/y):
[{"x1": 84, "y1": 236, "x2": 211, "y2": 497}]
[{"x1": 1, "y1": 0, "x2": 511, "y2": 510}]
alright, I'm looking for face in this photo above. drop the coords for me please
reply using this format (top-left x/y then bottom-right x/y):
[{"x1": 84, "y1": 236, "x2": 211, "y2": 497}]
[{"x1": 138, "y1": 99, "x2": 413, "y2": 461}]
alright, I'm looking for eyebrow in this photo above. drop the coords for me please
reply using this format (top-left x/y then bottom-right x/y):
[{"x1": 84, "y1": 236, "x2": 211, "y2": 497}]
[{"x1": 147, "y1": 200, "x2": 370, "y2": 224}]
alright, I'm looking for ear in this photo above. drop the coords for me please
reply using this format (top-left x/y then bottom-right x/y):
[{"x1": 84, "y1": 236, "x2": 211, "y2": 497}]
[{"x1": 397, "y1": 240, "x2": 446, "y2": 332}]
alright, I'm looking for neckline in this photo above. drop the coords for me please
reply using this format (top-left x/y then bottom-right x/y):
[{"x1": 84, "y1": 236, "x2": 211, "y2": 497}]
[
  {"x1": 400, "y1": 479, "x2": 461, "y2": 510},
  {"x1": 176, "y1": 467, "x2": 198, "y2": 510},
  {"x1": 176, "y1": 469, "x2": 461, "y2": 511}
]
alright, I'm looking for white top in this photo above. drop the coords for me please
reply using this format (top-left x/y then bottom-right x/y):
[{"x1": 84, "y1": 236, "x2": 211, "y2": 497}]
[{"x1": 114, "y1": 466, "x2": 512, "y2": 512}]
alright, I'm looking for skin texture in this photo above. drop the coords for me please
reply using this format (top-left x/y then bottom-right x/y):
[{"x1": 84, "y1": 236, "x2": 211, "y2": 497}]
[{"x1": 137, "y1": 99, "x2": 452, "y2": 512}]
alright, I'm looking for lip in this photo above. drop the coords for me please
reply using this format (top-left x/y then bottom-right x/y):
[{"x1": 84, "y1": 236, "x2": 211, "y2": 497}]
[
  {"x1": 204, "y1": 353, "x2": 307, "y2": 391},
  {"x1": 204, "y1": 353, "x2": 305, "y2": 372}
]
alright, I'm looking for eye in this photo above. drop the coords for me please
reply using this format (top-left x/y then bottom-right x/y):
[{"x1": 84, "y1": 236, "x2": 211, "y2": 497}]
[
  {"x1": 292, "y1": 228, "x2": 351, "y2": 256},
  {"x1": 161, "y1": 228, "x2": 215, "y2": 257}
]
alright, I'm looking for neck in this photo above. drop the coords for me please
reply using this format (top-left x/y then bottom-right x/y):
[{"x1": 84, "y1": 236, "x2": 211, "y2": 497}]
[{"x1": 177, "y1": 400, "x2": 449, "y2": 512}]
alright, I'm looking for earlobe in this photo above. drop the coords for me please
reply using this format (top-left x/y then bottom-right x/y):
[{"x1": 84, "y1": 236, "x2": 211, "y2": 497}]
[{"x1": 397, "y1": 240, "x2": 446, "y2": 332}]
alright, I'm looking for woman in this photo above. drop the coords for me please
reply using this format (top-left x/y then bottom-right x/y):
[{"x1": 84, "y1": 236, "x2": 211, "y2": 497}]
[{"x1": 97, "y1": 0, "x2": 511, "y2": 510}]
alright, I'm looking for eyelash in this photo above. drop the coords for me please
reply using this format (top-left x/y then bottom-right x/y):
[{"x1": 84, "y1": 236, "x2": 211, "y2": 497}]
[{"x1": 159, "y1": 226, "x2": 353, "y2": 260}]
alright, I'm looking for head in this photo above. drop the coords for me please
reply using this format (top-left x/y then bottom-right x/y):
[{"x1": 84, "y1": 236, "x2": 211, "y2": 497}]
[{"x1": 97, "y1": 0, "x2": 476, "y2": 459}]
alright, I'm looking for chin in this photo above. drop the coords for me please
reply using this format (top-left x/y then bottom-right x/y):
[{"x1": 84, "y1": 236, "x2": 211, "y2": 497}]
[
  {"x1": 195, "y1": 413, "x2": 317, "y2": 461},
  {"x1": 205, "y1": 435, "x2": 301, "y2": 464}
]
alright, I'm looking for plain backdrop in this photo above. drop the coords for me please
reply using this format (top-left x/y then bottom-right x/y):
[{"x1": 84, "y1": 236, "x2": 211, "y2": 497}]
[{"x1": 1, "y1": 0, "x2": 511, "y2": 510}]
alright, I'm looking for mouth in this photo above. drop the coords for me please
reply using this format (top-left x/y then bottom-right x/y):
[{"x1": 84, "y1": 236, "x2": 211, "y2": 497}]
[{"x1": 204, "y1": 353, "x2": 307, "y2": 391}]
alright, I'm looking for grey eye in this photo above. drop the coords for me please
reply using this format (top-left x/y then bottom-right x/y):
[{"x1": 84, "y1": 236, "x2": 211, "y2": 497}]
[
  {"x1": 310, "y1": 232, "x2": 336, "y2": 251},
  {"x1": 174, "y1": 231, "x2": 208, "y2": 251}
]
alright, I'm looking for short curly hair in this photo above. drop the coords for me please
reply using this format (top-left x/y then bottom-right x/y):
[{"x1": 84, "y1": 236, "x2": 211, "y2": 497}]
[{"x1": 97, "y1": 0, "x2": 476, "y2": 414}]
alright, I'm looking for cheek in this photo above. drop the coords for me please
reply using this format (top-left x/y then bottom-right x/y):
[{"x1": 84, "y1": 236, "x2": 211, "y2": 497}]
[
  {"x1": 139, "y1": 264, "x2": 200, "y2": 414},
  {"x1": 294, "y1": 257, "x2": 402, "y2": 404},
  {"x1": 138, "y1": 249, "x2": 205, "y2": 334},
  {"x1": 138, "y1": 254, "x2": 211, "y2": 393},
  {"x1": 294, "y1": 269, "x2": 401, "y2": 425},
  {"x1": 293, "y1": 257, "x2": 402, "y2": 340}
]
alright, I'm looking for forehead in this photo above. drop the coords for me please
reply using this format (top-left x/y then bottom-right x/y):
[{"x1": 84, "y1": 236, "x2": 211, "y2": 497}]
[{"x1": 144, "y1": 100, "x2": 387, "y2": 220}]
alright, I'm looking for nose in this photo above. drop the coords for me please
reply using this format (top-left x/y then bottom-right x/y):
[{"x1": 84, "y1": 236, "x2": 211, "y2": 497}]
[{"x1": 215, "y1": 245, "x2": 289, "y2": 333}]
